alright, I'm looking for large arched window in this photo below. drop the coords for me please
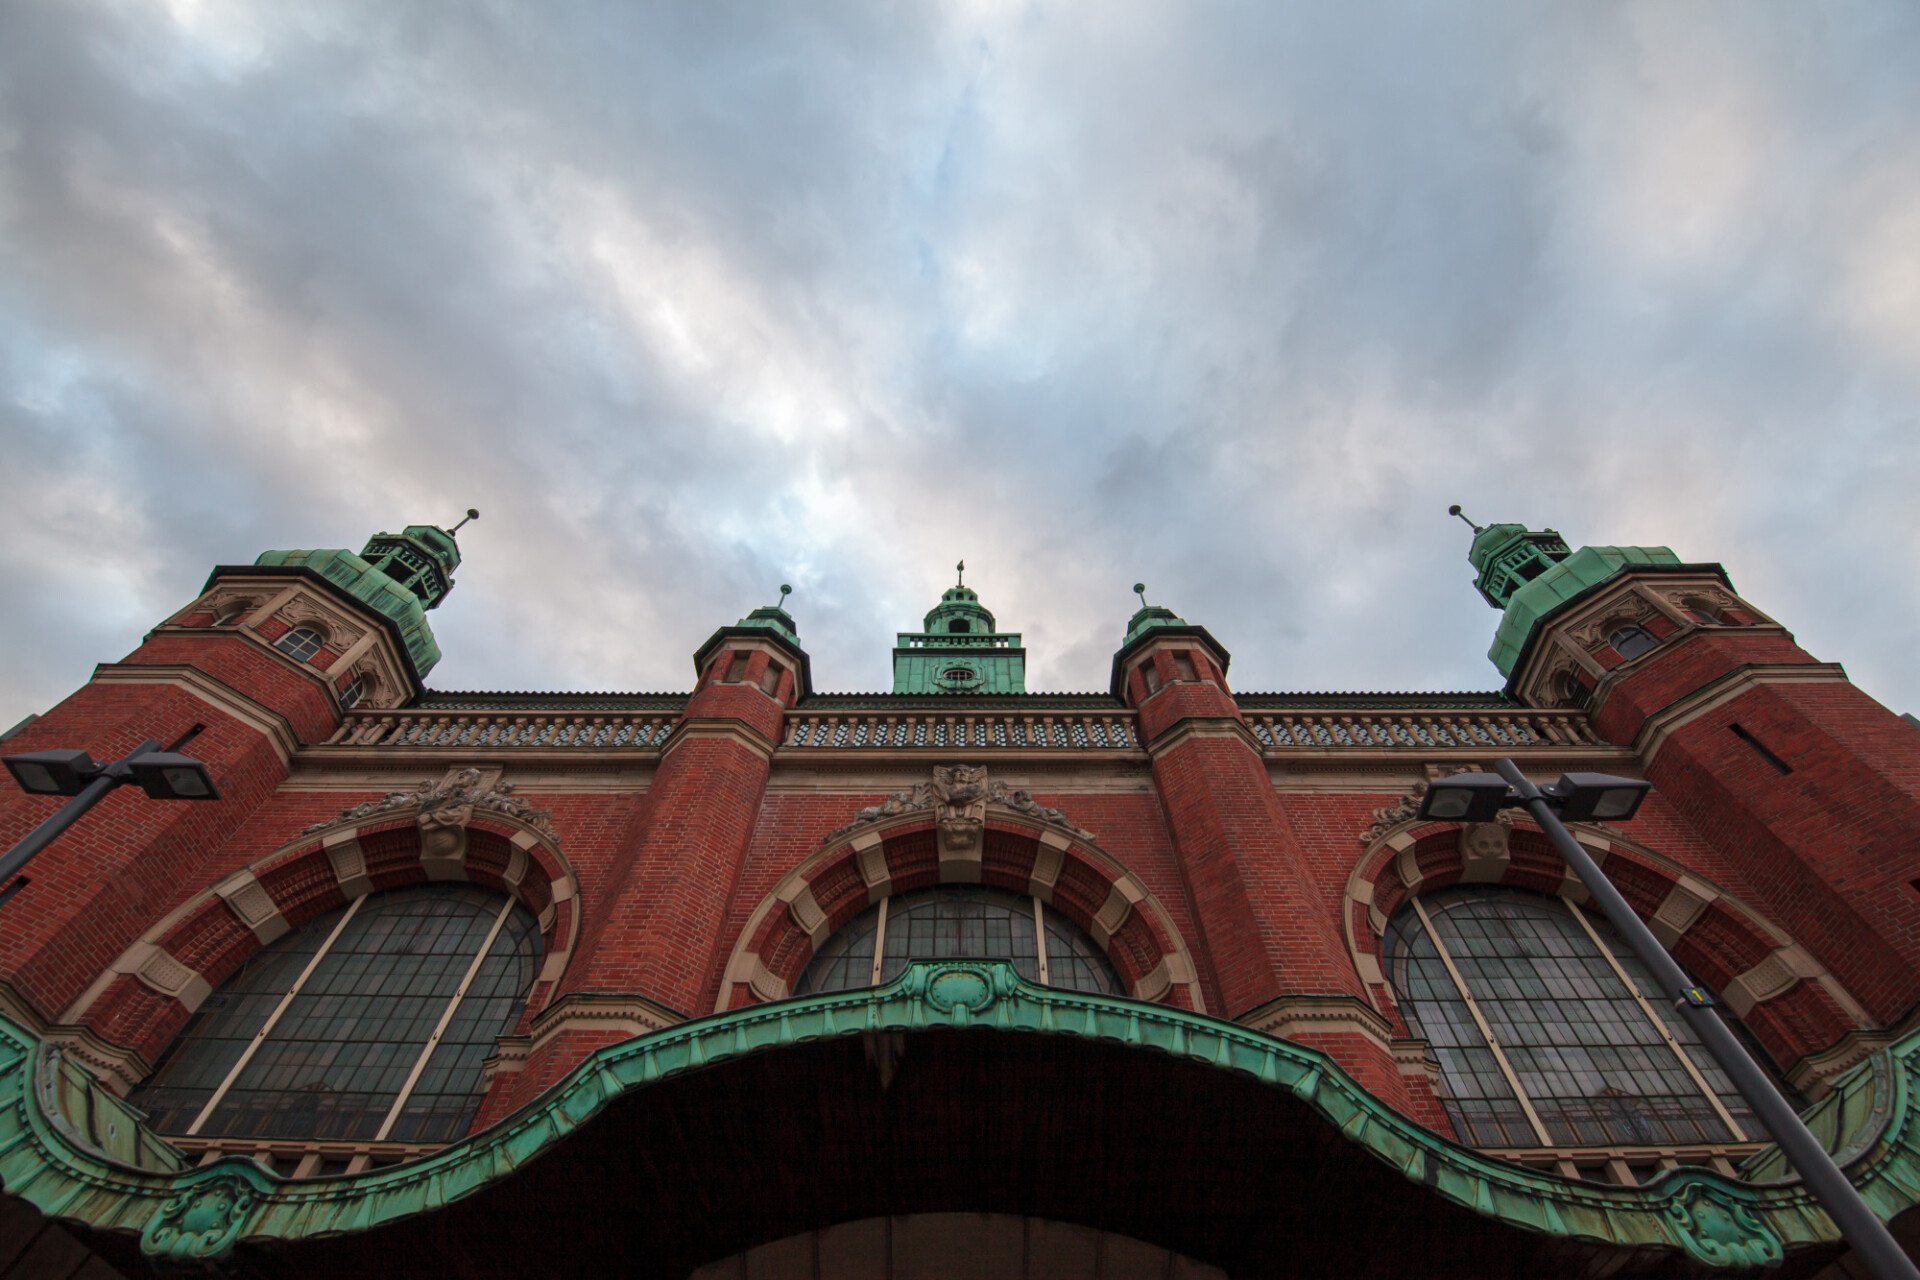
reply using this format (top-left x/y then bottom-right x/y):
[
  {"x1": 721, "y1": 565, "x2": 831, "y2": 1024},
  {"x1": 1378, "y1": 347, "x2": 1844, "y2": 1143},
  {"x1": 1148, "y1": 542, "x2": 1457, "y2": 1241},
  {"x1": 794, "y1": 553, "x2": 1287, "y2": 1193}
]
[
  {"x1": 1383, "y1": 888, "x2": 1763, "y2": 1150},
  {"x1": 131, "y1": 884, "x2": 541, "y2": 1146},
  {"x1": 795, "y1": 885, "x2": 1121, "y2": 997}
]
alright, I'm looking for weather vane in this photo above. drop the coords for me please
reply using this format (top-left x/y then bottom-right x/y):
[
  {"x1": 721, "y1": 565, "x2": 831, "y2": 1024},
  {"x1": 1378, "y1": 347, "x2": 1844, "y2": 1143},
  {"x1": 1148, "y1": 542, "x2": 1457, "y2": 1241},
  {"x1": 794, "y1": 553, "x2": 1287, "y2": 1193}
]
[
  {"x1": 775, "y1": 583, "x2": 792, "y2": 608},
  {"x1": 1447, "y1": 505, "x2": 1484, "y2": 535},
  {"x1": 449, "y1": 508, "x2": 480, "y2": 535},
  {"x1": 1133, "y1": 583, "x2": 1149, "y2": 609}
]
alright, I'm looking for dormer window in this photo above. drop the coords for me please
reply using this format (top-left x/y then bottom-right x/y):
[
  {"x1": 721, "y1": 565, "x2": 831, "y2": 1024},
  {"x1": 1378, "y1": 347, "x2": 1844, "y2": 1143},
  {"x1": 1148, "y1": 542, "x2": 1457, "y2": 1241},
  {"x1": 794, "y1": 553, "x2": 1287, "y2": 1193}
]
[
  {"x1": 1607, "y1": 625, "x2": 1658, "y2": 661},
  {"x1": 274, "y1": 626, "x2": 325, "y2": 663}
]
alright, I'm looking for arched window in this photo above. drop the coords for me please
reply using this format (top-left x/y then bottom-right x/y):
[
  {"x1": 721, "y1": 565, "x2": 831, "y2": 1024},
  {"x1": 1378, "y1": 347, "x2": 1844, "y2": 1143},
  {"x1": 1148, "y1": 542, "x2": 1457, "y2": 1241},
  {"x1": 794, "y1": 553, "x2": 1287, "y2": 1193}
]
[
  {"x1": 274, "y1": 626, "x2": 325, "y2": 663},
  {"x1": 212, "y1": 606, "x2": 251, "y2": 627},
  {"x1": 130, "y1": 884, "x2": 541, "y2": 1145},
  {"x1": 1383, "y1": 888, "x2": 1762, "y2": 1149},
  {"x1": 1683, "y1": 598, "x2": 1725, "y2": 626},
  {"x1": 339, "y1": 674, "x2": 367, "y2": 710},
  {"x1": 795, "y1": 885, "x2": 1121, "y2": 997},
  {"x1": 1607, "y1": 625, "x2": 1659, "y2": 661},
  {"x1": 949, "y1": 619, "x2": 971, "y2": 633}
]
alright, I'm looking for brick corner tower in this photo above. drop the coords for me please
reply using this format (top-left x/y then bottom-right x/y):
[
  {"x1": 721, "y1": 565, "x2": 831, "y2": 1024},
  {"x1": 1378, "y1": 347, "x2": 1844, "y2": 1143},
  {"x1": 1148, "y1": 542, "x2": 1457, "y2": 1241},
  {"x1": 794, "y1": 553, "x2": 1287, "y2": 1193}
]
[
  {"x1": 0, "y1": 515, "x2": 471, "y2": 1087},
  {"x1": 1468, "y1": 511, "x2": 1920, "y2": 1092}
]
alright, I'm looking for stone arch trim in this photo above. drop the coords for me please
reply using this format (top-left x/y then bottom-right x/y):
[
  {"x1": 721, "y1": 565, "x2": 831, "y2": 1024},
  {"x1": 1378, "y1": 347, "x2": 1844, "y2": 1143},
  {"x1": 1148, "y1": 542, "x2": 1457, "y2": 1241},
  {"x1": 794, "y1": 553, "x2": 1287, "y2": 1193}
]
[
  {"x1": 60, "y1": 809, "x2": 581, "y2": 1074},
  {"x1": 718, "y1": 815, "x2": 1205, "y2": 1015},
  {"x1": 1341, "y1": 817, "x2": 1874, "y2": 1085}
]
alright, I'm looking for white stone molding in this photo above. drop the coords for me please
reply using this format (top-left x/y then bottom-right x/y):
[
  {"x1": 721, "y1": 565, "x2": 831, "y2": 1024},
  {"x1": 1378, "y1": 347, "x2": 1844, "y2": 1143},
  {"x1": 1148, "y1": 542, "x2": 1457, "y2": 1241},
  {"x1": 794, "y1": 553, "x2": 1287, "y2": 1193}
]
[
  {"x1": 715, "y1": 809, "x2": 1206, "y2": 1016},
  {"x1": 88, "y1": 664, "x2": 301, "y2": 766},
  {"x1": 1631, "y1": 662, "x2": 1851, "y2": 768},
  {"x1": 213, "y1": 870, "x2": 290, "y2": 945}
]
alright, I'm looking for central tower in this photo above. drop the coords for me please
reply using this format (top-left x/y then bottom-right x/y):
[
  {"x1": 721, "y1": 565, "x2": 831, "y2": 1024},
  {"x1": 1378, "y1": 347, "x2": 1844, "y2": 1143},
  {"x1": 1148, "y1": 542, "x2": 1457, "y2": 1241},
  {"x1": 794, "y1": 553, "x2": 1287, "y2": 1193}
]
[{"x1": 892, "y1": 565, "x2": 1025, "y2": 693}]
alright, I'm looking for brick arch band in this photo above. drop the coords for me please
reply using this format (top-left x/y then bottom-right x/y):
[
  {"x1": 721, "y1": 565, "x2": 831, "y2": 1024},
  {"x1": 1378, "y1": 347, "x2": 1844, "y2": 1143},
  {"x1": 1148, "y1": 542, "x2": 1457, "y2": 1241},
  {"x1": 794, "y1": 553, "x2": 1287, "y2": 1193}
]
[
  {"x1": 1341, "y1": 818, "x2": 1876, "y2": 1089},
  {"x1": 60, "y1": 813, "x2": 581, "y2": 1086},
  {"x1": 719, "y1": 816, "x2": 1206, "y2": 1015}
]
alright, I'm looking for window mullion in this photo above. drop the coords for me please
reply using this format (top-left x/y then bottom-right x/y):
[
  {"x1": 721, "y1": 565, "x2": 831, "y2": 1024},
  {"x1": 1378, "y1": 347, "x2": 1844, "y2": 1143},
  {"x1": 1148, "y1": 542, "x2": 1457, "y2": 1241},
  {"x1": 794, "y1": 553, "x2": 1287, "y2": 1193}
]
[
  {"x1": 1563, "y1": 896, "x2": 1746, "y2": 1141},
  {"x1": 373, "y1": 894, "x2": 519, "y2": 1142},
  {"x1": 1032, "y1": 897, "x2": 1050, "y2": 986},
  {"x1": 1409, "y1": 896, "x2": 1553, "y2": 1147},
  {"x1": 868, "y1": 897, "x2": 890, "y2": 988},
  {"x1": 186, "y1": 892, "x2": 368, "y2": 1136}
]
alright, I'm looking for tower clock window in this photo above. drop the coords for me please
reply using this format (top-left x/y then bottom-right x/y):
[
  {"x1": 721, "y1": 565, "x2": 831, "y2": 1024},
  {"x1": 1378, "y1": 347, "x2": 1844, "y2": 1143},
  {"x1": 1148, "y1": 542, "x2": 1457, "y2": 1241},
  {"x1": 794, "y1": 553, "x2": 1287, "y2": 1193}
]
[{"x1": 274, "y1": 626, "x2": 325, "y2": 663}]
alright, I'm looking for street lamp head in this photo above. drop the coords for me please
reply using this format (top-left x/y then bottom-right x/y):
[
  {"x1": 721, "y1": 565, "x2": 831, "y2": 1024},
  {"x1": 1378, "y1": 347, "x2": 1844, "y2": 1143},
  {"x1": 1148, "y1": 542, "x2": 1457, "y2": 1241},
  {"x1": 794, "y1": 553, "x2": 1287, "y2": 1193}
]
[
  {"x1": 125, "y1": 753, "x2": 221, "y2": 802},
  {"x1": 1543, "y1": 773, "x2": 1650, "y2": 823},
  {"x1": 1416, "y1": 772, "x2": 1514, "y2": 824},
  {"x1": 4, "y1": 750, "x2": 99, "y2": 797}
]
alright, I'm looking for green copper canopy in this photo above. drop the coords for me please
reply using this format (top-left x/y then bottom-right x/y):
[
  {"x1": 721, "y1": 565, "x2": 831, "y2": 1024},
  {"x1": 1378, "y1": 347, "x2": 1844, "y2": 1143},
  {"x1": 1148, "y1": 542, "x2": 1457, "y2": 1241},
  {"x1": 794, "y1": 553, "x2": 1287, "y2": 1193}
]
[
  {"x1": 894, "y1": 573, "x2": 1024, "y2": 693},
  {"x1": 3, "y1": 961, "x2": 1915, "y2": 1270},
  {"x1": 251, "y1": 516, "x2": 477, "y2": 677}
]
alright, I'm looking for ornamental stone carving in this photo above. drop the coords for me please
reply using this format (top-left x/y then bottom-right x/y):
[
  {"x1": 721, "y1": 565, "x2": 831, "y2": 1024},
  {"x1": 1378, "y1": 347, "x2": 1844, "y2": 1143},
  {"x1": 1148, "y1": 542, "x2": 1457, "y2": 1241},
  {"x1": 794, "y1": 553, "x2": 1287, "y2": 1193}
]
[
  {"x1": 140, "y1": 1175, "x2": 257, "y2": 1262},
  {"x1": 303, "y1": 767, "x2": 560, "y2": 844},
  {"x1": 276, "y1": 595, "x2": 367, "y2": 649},
  {"x1": 1570, "y1": 591, "x2": 1659, "y2": 650},
  {"x1": 825, "y1": 764, "x2": 1094, "y2": 847}
]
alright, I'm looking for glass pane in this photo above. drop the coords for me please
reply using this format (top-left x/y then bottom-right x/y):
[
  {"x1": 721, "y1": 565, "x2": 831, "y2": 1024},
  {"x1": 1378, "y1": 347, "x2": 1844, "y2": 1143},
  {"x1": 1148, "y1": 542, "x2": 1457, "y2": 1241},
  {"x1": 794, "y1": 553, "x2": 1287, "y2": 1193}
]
[
  {"x1": 1389, "y1": 889, "x2": 1753, "y2": 1148},
  {"x1": 796, "y1": 886, "x2": 1121, "y2": 997},
  {"x1": 132, "y1": 884, "x2": 541, "y2": 1143}
]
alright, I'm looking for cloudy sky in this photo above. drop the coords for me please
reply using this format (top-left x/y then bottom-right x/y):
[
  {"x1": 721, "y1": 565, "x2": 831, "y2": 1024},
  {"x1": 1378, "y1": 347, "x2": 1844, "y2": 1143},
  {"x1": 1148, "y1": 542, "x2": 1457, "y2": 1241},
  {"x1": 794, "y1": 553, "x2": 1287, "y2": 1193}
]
[{"x1": 4, "y1": 2, "x2": 1918, "y2": 722}]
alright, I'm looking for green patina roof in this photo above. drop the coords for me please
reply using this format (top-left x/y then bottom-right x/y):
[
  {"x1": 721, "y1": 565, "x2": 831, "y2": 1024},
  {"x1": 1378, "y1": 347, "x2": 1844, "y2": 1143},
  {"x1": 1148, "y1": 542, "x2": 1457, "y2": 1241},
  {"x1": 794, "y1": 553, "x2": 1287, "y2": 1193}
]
[
  {"x1": 732, "y1": 585, "x2": 801, "y2": 647},
  {"x1": 894, "y1": 580, "x2": 1025, "y2": 694},
  {"x1": 1121, "y1": 583, "x2": 1185, "y2": 647},
  {"x1": 1486, "y1": 544, "x2": 1683, "y2": 677},
  {"x1": 250, "y1": 548, "x2": 444, "y2": 676},
  {"x1": 251, "y1": 520, "x2": 475, "y2": 678},
  {"x1": 3, "y1": 960, "x2": 1914, "y2": 1269}
]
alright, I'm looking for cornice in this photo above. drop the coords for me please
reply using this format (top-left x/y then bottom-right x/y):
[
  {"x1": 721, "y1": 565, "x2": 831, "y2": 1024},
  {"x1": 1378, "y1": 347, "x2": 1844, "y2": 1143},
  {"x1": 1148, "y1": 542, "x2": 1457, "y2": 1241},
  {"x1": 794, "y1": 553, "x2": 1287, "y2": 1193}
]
[
  {"x1": 1142, "y1": 715, "x2": 1265, "y2": 760},
  {"x1": 1632, "y1": 662, "x2": 1850, "y2": 767},
  {"x1": 89, "y1": 663, "x2": 304, "y2": 765}
]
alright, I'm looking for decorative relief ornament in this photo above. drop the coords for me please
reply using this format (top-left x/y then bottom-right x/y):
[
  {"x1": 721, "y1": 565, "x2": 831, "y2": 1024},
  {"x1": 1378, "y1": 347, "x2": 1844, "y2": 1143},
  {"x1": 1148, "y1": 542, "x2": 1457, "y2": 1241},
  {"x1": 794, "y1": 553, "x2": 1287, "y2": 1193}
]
[
  {"x1": 1661, "y1": 1182, "x2": 1782, "y2": 1269},
  {"x1": 303, "y1": 767, "x2": 559, "y2": 843},
  {"x1": 140, "y1": 1175, "x2": 257, "y2": 1261},
  {"x1": 826, "y1": 764, "x2": 1094, "y2": 846}
]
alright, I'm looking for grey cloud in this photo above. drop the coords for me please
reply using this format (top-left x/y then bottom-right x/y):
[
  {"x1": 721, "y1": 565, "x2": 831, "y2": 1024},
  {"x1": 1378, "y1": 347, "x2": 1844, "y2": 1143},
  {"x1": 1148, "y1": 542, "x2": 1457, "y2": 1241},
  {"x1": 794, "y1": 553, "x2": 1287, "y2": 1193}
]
[{"x1": 2, "y1": 1, "x2": 1918, "y2": 722}]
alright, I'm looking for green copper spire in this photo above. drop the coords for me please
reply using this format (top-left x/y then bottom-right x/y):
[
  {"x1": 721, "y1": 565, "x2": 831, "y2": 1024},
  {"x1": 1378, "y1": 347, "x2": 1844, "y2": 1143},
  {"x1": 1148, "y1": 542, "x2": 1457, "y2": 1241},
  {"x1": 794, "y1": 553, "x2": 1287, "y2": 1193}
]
[
  {"x1": 893, "y1": 564, "x2": 1025, "y2": 693},
  {"x1": 735, "y1": 584, "x2": 801, "y2": 646},
  {"x1": 1122, "y1": 582, "x2": 1186, "y2": 646},
  {"x1": 1452, "y1": 508, "x2": 1684, "y2": 678},
  {"x1": 251, "y1": 509, "x2": 481, "y2": 677}
]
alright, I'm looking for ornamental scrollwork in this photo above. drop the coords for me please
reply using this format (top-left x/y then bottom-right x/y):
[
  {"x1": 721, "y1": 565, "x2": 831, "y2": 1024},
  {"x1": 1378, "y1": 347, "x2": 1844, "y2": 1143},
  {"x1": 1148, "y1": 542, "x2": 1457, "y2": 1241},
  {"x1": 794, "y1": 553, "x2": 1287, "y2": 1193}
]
[
  {"x1": 1660, "y1": 1181, "x2": 1783, "y2": 1269},
  {"x1": 303, "y1": 767, "x2": 559, "y2": 843},
  {"x1": 824, "y1": 764, "x2": 1094, "y2": 845},
  {"x1": 140, "y1": 1175, "x2": 257, "y2": 1261}
]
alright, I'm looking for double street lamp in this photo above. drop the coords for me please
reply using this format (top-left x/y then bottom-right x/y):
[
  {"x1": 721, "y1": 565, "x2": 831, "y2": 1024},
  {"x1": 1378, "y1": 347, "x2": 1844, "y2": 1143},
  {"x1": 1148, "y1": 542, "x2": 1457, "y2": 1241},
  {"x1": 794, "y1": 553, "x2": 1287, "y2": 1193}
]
[
  {"x1": 1421, "y1": 762, "x2": 1919, "y2": 1280},
  {"x1": 0, "y1": 728, "x2": 220, "y2": 908}
]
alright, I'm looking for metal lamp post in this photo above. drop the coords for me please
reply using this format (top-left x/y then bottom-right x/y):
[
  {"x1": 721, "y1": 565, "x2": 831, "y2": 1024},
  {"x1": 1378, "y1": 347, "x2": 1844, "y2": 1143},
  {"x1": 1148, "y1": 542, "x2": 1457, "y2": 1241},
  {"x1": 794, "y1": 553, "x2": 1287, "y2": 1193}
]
[
  {"x1": 0, "y1": 727, "x2": 220, "y2": 908},
  {"x1": 1418, "y1": 761, "x2": 1919, "y2": 1280}
]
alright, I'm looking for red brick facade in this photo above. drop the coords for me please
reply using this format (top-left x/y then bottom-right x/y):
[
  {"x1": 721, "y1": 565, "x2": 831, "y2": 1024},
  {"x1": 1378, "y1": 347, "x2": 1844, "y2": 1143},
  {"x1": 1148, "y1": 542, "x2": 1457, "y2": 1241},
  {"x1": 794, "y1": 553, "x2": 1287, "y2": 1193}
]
[{"x1": 3, "y1": 548, "x2": 1917, "y2": 1186}]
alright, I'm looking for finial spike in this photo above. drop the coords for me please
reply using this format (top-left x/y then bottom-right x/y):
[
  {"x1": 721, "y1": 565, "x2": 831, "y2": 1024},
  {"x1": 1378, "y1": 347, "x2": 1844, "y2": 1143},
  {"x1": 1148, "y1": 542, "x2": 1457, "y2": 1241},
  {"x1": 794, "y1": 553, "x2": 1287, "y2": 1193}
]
[
  {"x1": 1448, "y1": 504, "x2": 1484, "y2": 535},
  {"x1": 776, "y1": 583, "x2": 792, "y2": 608},
  {"x1": 448, "y1": 508, "x2": 480, "y2": 536},
  {"x1": 956, "y1": 559, "x2": 965, "y2": 587},
  {"x1": 1133, "y1": 582, "x2": 1149, "y2": 608}
]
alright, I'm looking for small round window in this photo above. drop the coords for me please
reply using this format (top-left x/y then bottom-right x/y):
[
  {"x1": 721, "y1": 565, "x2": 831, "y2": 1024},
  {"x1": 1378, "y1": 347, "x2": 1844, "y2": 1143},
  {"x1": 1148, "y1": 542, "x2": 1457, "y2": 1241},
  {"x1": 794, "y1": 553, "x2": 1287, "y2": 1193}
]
[{"x1": 935, "y1": 665, "x2": 980, "y2": 690}]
